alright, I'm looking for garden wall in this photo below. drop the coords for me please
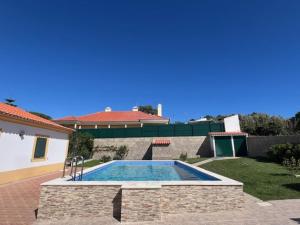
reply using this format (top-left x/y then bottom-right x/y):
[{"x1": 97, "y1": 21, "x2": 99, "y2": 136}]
[
  {"x1": 247, "y1": 135, "x2": 300, "y2": 157},
  {"x1": 93, "y1": 136, "x2": 212, "y2": 160}
]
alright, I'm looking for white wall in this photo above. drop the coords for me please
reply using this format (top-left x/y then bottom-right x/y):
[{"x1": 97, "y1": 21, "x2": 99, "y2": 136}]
[
  {"x1": 0, "y1": 120, "x2": 69, "y2": 172},
  {"x1": 224, "y1": 115, "x2": 241, "y2": 132}
]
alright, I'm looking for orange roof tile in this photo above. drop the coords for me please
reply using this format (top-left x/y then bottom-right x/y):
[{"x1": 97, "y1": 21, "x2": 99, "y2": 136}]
[
  {"x1": 0, "y1": 103, "x2": 73, "y2": 133},
  {"x1": 152, "y1": 139, "x2": 171, "y2": 145},
  {"x1": 55, "y1": 111, "x2": 169, "y2": 123}
]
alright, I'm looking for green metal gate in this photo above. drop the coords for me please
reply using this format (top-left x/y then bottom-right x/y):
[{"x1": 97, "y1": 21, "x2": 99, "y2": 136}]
[
  {"x1": 233, "y1": 136, "x2": 248, "y2": 156},
  {"x1": 215, "y1": 136, "x2": 234, "y2": 157}
]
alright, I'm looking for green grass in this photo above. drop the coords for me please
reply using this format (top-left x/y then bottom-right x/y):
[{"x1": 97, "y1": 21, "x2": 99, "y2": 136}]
[
  {"x1": 81, "y1": 159, "x2": 103, "y2": 168},
  {"x1": 185, "y1": 157, "x2": 210, "y2": 164},
  {"x1": 201, "y1": 157, "x2": 300, "y2": 201}
]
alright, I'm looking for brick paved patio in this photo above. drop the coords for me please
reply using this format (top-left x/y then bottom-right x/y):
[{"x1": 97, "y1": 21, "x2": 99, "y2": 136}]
[
  {"x1": 1, "y1": 171, "x2": 300, "y2": 225},
  {"x1": 0, "y1": 171, "x2": 64, "y2": 225}
]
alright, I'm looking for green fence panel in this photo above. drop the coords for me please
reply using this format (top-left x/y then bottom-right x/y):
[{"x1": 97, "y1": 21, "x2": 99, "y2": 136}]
[
  {"x1": 78, "y1": 129, "x2": 97, "y2": 138},
  {"x1": 103, "y1": 129, "x2": 114, "y2": 138},
  {"x1": 193, "y1": 123, "x2": 210, "y2": 136},
  {"x1": 174, "y1": 124, "x2": 193, "y2": 136},
  {"x1": 78, "y1": 121, "x2": 225, "y2": 138},
  {"x1": 158, "y1": 125, "x2": 174, "y2": 137},
  {"x1": 111, "y1": 128, "x2": 126, "y2": 138},
  {"x1": 210, "y1": 122, "x2": 225, "y2": 132},
  {"x1": 142, "y1": 126, "x2": 159, "y2": 137},
  {"x1": 125, "y1": 127, "x2": 142, "y2": 137}
]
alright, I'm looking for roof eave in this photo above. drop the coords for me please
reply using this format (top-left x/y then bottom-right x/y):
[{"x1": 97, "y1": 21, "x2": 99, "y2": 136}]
[
  {"x1": 140, "y1": 119, "x2": 170, "y2": 124},
  {"x1": 0, "y1": 113, "x2": 73, "y2": 134}
]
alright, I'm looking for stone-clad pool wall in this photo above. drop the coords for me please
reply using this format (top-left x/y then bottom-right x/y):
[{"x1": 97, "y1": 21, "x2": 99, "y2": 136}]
[
  {"x1": 93, "y1": 136, "x2": 212, "y2": 160},
  {"x1": 38, "y1": 184, "x2": 244, "y2": 223}
]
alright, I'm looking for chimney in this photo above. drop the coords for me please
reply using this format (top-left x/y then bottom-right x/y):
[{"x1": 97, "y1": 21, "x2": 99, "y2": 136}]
[
  {"x1": 157, "y1": 104, "x2": 162, "y2": 117},
  {"x1": 105, "y1": 107, "x2": 112, "y2": 112},
  {"x1": 132, "y1": 106, "x2": 139, "y2": 112}
]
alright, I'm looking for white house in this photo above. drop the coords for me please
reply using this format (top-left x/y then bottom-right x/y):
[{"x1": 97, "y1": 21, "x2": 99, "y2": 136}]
[{"x1": 0, "y1": 103, "x2": 73, "y2": 185}]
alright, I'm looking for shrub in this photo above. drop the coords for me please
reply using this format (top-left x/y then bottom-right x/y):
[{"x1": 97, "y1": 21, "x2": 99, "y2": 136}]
[
  {"x1": 293, "y1": 144, "x2": 300, "y2": 159},
  {"x1": 179, "y1": 152, "x2": 187, "y2": 161},
  {"x1": 93, "y1": 145, "x2": 117, "y2": 153},
  {"x1": 113, "y1": 145, "x2": 129, "y2": 160},
  {"x1": 267, "y1": 143, "x2": 300, "y2": 163},
  {"x1": 101, "y1": 155, "x2": 112, "y2": 162},
  {"x1": 282, "y1": 157, "x2": 300, "y2": 173},
  {"x1": 68, "y1": 132, "x2": 94, "y2": 159}
]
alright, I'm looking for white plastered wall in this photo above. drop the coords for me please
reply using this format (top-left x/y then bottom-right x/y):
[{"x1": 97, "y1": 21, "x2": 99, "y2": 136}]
[
  {"x1": 224, "y1": 115, "x2": 241, "y2": 132},
  {"x1": 0, "y1": 120, "x2": 69, "y2": 172}
]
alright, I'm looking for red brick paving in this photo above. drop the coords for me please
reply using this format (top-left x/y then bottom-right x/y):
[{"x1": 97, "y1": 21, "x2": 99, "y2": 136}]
[{"x1": 0, "y1": 171, "x2": 64, "y2": 225}]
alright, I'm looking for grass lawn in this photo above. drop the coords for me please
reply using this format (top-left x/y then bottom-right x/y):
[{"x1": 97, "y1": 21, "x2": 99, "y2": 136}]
[
  {"x1": 185, "y1": 157, "x2": 210, "y2": 164},
  {"x1": 201, "y1": 157, "x2": 300, "y2": 201},
  {"x1": 81, "y1": 159, "x2": 103, "y2": 168}
]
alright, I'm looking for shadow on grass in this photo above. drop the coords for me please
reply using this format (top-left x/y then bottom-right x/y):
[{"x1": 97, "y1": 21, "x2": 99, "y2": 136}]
[
  {"x1": 282, "y1": 183, "x2": 300, "y2": 192},
  {"x1": 270, "y1": 173, "x2": 291, "y2": 177},
  {"x1": 251, "y1": 156, "x2": 273, "y2": 163}
]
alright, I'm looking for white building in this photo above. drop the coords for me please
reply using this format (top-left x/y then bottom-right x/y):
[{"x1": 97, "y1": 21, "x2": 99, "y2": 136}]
[{"x1": 0, "y1": 103, "x2": 72, "y2": 185}]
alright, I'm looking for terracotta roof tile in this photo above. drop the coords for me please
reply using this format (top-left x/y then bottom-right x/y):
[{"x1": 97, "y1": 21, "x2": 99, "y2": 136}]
[
  {"x1": 55, "y1": 111, "x2": 169, "y2": 123},
  {"x1": 0, "y1": 103, "x2": 73, "y2": 133},
  {"x1": 152, "y1": 139, "x2": 171, "y2": 145}
]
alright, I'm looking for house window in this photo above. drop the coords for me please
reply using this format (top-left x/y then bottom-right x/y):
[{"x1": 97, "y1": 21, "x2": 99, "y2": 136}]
[{"x1": 32, "y1": 136, "x2": 48, "y2": 161}]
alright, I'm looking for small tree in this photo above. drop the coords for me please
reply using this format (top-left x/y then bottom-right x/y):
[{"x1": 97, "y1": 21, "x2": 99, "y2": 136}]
[
  {"x1": 179, "y1": 152, "x2": 187, "y2": 161},
  {"x1": 113, "y1": 145, "x2": 129, "y2": 160},
  {"x1": 138, "y1": 105, "x2": 158, "y2": 115},
  {"x1": 68, "y1": 132, "x2": 94, "y2": 159},
  {"x1": 282, "y1": 157, "x2": 300, "y2": 175},
  {"x1": 4, "y1": 98, "x2": 17, "y2": 107}
]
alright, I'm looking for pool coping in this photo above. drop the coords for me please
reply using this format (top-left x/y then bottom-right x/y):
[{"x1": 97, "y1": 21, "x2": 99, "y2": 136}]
[{"x1": 42, "y1": 160, "x2": 243, "y2": 187}]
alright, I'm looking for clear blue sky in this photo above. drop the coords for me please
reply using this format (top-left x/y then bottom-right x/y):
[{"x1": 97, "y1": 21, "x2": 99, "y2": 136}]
[{"x1": 0, "y1": 0, "x2": 299, "y2": 122}]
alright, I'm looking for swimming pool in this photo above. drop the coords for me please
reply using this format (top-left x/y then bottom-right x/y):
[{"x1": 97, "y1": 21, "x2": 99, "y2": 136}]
[
  {"x1": 79, "y1": 160, "x2": 219, "y2": 181},
  {"x1": 39, "y1": 160, "x2": 244, "y2": 223}
]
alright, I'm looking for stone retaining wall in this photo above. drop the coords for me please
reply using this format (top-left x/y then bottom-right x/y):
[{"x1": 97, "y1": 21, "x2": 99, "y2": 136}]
[
  {"x1": 161, "y1": 185, "x2": 244, "y2": 214},
  {"x1": 93, "y1": 136, "x2": 212, "y2": 160},
  {"x1": 38, "y1": 184, "x2": 244, "y2": 222},
  {"x1": 121, "y1": 187, "x2": 161, "y2": 222},
  {"x1": 38, "y1": 185, "x2": 122, "y2": 220},
  {"x1": 247, "y1": 135, "x2": 300, "y2": 157}
]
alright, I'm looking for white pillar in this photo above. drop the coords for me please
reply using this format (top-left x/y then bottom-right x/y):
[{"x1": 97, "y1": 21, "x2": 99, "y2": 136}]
[
  {"x1": 157, "y1": 104, "x2": 162, "y2": 116},
  {"x1": 231, "y1": 135, "x2": 236, "y2": 157},
  {"x1": 74, "y1": 124, "x2": 77, "y2": 129},
  {"x1": 212, "y1": 136, "x2": 216, "y2": 157},
  {"x1": 78, "y1": 125, "x2": 81, "y2": 129},
  {"x1": 140, "y1": 123, "x2": 143, "y2": 127},
  {"x1": 95, "y1": 124, "x2": 98, "y2": 129},
  {"x1": 108, "y1": 124, "x2": 111, "y2": 128},
  {"x1": 125, "y1": 124, "x2": 127, "y2": 128}
]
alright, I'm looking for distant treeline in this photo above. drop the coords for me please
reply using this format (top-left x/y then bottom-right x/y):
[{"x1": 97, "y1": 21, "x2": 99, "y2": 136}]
[{"x1": 202, "y1": 112, "x2": 300, "y2": 136}]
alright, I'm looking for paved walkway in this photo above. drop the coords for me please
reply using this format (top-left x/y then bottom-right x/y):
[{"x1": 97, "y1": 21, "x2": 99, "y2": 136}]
[
  {"x1": 1, "y1": 170, "x2": 300, "y2": 225},
  {"x1": 0, "y1": 171, "x2": 64, "y2": 225}
]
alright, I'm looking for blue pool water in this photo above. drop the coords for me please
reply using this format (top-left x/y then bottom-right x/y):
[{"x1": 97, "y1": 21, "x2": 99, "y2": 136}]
[{"x1": 78, "y1": 161, "x2": 219, "y2": 181}]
